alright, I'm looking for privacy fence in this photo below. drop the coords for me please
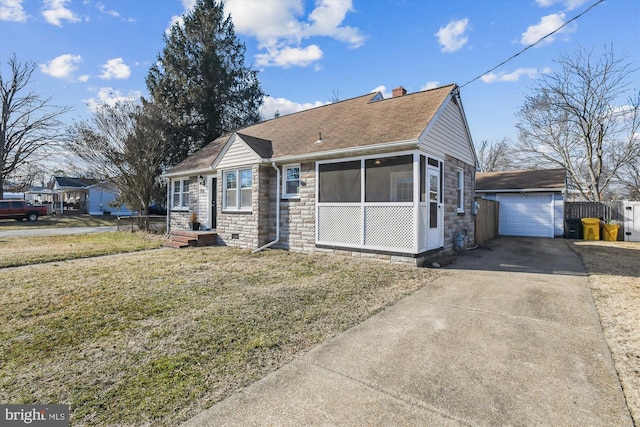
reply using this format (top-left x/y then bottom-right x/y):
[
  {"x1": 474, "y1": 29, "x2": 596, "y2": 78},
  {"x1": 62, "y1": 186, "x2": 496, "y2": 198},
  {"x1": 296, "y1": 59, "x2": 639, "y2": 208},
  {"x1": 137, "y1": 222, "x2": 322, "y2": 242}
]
[{"x1": 475, "y1": 198, "x2": 499, "y2": 245}]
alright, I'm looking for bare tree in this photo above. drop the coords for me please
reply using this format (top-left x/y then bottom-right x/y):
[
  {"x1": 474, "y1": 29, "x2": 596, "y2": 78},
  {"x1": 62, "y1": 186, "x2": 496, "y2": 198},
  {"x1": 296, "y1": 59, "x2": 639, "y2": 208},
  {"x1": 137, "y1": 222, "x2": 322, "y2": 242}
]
[
  {"x1": 68, "y1": 99, "x2": 168, "y2": 227},
  {"x1": 516, "y1": 46, "x2": 640, "y2": 201},
  {"x1": 1, "y1": 55, "x2": 70, "y2": 198},
  {"x1": 476, "y1": 138, "x2": 515, "y2": 172}
]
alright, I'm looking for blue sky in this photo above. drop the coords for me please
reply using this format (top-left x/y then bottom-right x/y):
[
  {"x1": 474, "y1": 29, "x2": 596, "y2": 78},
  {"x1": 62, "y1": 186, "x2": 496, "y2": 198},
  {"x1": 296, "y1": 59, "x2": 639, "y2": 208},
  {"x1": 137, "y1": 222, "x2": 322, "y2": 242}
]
[{"x1": 1, "y1": 0, "x2": 639, "y2": 162}]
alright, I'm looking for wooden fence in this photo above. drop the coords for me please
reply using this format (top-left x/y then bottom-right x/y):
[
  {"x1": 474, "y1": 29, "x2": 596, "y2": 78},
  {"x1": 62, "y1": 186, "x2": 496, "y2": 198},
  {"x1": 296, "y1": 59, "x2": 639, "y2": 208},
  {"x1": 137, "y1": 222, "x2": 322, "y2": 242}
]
[{"x1": 475, "y1": 198, "x2": 499, "y2": 245}]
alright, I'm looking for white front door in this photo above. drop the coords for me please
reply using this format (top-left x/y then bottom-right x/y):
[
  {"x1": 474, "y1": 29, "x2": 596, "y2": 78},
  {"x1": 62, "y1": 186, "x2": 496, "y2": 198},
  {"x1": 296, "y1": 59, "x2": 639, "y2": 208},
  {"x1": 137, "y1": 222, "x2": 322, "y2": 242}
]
[
  {"x1": 625, "y1": 201, "x2": 640, "y2": 242},
  {"x1": 426, "y1": 168, "x2": 443, "y2": 249}
]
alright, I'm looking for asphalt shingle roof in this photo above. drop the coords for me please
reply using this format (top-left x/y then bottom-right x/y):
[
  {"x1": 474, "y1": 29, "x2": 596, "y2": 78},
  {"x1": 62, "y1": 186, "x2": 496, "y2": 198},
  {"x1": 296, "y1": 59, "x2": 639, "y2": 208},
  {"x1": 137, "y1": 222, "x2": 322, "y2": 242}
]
[
  {"x1": 476, "y1": 169, "x2": 566, "y2": 191},
  {"x1": 168, "y1": 84, "x2": 456, "y2": 175}
]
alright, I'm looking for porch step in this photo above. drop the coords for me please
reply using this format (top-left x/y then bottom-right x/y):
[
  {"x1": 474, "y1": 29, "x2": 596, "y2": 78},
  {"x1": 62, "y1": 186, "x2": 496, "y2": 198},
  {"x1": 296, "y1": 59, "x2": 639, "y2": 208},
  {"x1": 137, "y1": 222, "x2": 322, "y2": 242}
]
[{"x1": 166, "y1": 230, "x2": 218, "y2": 248}]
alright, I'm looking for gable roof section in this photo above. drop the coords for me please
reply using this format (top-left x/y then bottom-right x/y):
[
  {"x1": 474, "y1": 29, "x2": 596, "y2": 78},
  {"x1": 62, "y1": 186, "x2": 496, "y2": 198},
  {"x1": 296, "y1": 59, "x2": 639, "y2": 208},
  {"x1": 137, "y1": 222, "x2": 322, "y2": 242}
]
[
  {"x1": 476, "y1": 169, "x2": 566, "y2": 192},
  {"x1": 166, "y1": 84, "x2": 457, "y2": 176}
]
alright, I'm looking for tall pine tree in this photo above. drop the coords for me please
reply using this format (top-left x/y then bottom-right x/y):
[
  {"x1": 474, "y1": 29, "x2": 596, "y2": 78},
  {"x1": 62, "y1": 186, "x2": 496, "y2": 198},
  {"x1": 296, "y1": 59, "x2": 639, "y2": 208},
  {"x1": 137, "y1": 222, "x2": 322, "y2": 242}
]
[{"x1": 147, "y1": 0, "x2": 264, "y2": 165}]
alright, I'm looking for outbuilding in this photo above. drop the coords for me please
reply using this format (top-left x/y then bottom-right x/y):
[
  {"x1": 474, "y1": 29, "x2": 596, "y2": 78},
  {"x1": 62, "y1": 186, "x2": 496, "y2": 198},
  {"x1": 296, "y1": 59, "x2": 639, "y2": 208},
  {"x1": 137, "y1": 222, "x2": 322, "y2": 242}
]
[{"x1": 476, "y1": 169, "x2": 566, "y2": 238}]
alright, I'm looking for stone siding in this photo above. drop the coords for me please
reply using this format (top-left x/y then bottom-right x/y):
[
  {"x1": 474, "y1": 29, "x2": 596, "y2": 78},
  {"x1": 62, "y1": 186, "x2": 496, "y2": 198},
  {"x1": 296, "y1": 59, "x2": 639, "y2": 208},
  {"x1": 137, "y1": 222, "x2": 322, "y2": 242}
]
[
  {"x1": 216, "y1": 164, "x2": 267, "y2": 249},
  {"x1": 443, "y1": 155, "x2": 476, "y2": 253},
  {"x1": 169, "y1": 176, "x2": 198, "y2": 231},
  {"x1": 276, "y1": 162, "x2": 316, "y2": 252}
]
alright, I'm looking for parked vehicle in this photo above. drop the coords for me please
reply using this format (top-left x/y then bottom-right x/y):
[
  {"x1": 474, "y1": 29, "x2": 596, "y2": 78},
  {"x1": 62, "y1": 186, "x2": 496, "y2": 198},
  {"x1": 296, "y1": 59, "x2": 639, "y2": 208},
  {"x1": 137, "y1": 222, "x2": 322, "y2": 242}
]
[{"x1": 0, "y1": 199, "x2": 49, "y2": 222}]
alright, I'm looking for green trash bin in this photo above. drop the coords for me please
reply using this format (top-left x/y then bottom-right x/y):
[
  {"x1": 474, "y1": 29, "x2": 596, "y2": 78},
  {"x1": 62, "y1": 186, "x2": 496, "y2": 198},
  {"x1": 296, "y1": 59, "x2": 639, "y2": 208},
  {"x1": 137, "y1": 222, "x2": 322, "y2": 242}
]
[{"x1": 581, "y1": 218, "x2": 600, "y2": 240}]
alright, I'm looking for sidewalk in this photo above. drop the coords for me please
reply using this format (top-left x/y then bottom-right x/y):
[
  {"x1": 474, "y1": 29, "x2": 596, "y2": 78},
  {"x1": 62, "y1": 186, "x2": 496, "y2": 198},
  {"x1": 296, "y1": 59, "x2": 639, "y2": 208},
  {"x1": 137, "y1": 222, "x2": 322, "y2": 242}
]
[{"x1": 182, "y1": 238, "x2": 633, "y2": 426}]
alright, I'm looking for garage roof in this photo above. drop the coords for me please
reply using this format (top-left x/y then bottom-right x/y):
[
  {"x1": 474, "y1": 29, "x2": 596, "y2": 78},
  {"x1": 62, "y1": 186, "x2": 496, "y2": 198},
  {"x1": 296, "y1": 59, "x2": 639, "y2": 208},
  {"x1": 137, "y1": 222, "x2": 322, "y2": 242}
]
[{"x1": 476, "y1": 169, "x2": 566, "y2": 192}]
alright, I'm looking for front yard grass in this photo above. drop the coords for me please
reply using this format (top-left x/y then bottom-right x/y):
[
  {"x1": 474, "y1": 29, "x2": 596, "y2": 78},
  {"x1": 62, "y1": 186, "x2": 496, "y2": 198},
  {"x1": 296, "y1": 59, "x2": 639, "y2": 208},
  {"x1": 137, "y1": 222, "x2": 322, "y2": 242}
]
[
  {"x1": 0, "y1": 232, "x2": 165, "y2": 268},
  {"x1": 0, "y1": 247, "x2": 439, "y2": 426}
]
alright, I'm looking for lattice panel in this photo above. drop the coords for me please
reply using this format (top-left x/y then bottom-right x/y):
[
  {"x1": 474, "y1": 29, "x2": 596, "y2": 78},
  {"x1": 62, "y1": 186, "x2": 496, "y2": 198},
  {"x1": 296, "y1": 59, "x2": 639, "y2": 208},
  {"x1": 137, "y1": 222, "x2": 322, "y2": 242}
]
[
  {"x1": 317, "y1": 205, "x2": 362, "y2": 245},
  {"x1": 364, "y1": 206, "x2": 414, "y2": 250}
]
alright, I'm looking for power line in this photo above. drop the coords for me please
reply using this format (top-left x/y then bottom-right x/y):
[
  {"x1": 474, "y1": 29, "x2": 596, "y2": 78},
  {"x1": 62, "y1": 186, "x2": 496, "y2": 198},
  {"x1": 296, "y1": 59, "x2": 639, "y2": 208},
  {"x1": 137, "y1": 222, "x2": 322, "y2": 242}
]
[{"x1": 460, "y1": 0, "x2": 604, "y2": 89}]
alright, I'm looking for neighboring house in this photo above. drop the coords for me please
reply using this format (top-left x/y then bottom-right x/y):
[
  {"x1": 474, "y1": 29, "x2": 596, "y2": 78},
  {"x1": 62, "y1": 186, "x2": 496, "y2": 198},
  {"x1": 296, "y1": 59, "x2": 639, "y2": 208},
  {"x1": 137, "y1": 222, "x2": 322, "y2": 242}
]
[
  {"x1": 50, "y1": 177, "x2": 134, "y2": 216},
  {"x1": 164, "y1": 84, "x2": 477, "y2": 265},
  {"x1": 476, "y1": 169, "x2": 566, "y2": 238}
]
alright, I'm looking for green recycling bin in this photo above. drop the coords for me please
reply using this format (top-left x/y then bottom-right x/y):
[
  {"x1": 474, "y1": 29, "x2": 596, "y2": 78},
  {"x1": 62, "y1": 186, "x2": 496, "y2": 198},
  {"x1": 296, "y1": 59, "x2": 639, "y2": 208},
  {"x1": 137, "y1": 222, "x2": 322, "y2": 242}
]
[
  {"x1": 581, "y1": 218, "x2": 600, "y2": 241},
  {"x1": 602, "y1": 223, "x2": 620, "y2": 241}
]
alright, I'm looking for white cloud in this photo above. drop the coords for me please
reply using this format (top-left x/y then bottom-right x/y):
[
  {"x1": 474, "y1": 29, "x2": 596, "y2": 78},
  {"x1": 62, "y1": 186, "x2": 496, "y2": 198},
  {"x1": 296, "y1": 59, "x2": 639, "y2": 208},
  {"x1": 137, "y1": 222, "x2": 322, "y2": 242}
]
[
  {"x1": 260, "y1": 95, "x2": 328, "y2": 119},
  {"x1": 435, "y1": 18, "x2": 470, "y2": 53},
  {"x1": 96, "y1": 2, "x2": 134, "y2": 21},
  {"x1": 39, "y1": 54, "x2": 82, "y2": 79},
  {"x1": 421, "y1": 81, "x2": 440, "y2": 91},
  {"x1": 521, "y1": 13, "x2": 576, "y2": 46},
  {"x1": 480, "y1": 67, "x2": 551, "y2": 83},
  {"x1": 78, "y1": 74, "x2": 89, "y2": 82},
  {"x1": 371, "y1": 85, "x2": 392, "y2": 99},
  {"x1": 534, "y1": 0, "x2": 589, "y2": 11},
  {"x1": 166, "y1": 0, "x2": 196, "y2": 34},
  {"x1": 256, "y1": 45, "x2": 323, "y2": 68},
  {"x1": 42, "y1": 0, "x2": 80, "y2": 26},
  {"x1": 0, "y1": 0, "x2": 27, "y2": 22},
  {"x1": 99, "y1": 58, "x2": 131, "y2": 80},
  {"x1": 84, "y1": 87, "x2": 142, "y2": 112},
  {"x1": 225, "y1": 0, "x2": 364, "y2": 68}
]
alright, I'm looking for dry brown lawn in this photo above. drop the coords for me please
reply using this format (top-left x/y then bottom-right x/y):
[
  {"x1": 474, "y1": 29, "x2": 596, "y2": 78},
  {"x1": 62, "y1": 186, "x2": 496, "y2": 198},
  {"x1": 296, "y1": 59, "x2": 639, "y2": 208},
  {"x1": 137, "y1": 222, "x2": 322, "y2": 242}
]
[
  {"x1": 570, "y1": 240, "x2": 640, "y2": 425},
  {"x1": 0, "y1": 244, "x2": 439, "y2": 426}
]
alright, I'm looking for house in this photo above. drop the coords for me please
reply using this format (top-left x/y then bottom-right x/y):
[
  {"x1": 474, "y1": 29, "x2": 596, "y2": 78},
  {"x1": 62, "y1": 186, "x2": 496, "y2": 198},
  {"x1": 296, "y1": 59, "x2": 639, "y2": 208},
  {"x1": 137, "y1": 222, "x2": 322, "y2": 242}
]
[
  {"x1": 164, "y1": 84, "x2": 477, "y2": 265},
  {"x1": 50, "y1": 177, "x2": 135, "y2": 216},
  {"x1": 476, "y1": 168, "x2": 566, "y2": 238}
]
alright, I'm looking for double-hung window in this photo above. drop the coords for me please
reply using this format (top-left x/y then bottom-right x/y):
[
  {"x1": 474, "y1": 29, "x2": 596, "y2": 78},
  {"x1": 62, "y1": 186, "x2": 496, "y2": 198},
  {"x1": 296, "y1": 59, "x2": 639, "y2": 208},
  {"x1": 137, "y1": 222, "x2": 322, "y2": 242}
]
[
  {"x1": 456, "y1": 168, "x2": 464, "y2": 213},
  {"x1": 283, "y1": 165, "x2": 300, "y2": 198},
  {"x1": 224, "y1": 169, "x2": 252, "y2": 211},
  {"x1": 172, "y1": 178, "x2": 189, "y2": 210}
]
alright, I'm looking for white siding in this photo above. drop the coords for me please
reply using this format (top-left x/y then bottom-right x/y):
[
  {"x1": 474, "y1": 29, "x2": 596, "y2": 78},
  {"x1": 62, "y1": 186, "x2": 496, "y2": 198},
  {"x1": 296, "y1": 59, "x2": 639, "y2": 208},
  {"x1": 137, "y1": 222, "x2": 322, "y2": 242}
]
[
  {"x1": 553, "y1": 194, "x2": 564, "y2": 237},
  {"x1": 420, "y1": 99, "x2": 475, "y2": 165},
  {"x1": 216, "y1": 137, "x2": 262, "y2": 170}
]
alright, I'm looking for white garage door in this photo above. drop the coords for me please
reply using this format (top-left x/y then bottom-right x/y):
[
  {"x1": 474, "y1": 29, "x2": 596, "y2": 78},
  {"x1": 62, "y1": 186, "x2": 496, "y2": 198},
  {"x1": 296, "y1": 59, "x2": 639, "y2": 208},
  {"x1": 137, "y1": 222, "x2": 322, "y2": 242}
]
[{"x1": 497, "y1": 194, "x2": 554, "y2": 237}]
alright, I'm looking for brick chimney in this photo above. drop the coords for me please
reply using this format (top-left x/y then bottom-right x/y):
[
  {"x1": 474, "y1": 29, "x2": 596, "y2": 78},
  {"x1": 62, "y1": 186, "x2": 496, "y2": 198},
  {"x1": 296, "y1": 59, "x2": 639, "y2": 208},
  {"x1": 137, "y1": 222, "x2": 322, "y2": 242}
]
[{"x1": 392, "y1": 86, "x2": 407, "y2": 98}]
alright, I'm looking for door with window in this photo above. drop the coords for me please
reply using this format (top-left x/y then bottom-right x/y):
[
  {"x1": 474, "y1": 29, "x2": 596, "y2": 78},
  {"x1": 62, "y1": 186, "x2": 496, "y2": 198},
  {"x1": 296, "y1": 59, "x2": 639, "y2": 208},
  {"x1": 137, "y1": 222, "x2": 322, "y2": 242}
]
[
  {"x1": 210, "y1": 177, "x2": 217, "y2": 229},
  {"x1": 426, "y1": 168, "x2": 443, "y2": 249}
]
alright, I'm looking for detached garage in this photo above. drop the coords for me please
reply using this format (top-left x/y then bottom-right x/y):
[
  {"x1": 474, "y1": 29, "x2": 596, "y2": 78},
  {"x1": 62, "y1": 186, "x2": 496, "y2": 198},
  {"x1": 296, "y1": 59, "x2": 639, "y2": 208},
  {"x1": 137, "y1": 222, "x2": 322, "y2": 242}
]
[{"x1": 476, "y1": 169, "x2": 566, "y2": 238}]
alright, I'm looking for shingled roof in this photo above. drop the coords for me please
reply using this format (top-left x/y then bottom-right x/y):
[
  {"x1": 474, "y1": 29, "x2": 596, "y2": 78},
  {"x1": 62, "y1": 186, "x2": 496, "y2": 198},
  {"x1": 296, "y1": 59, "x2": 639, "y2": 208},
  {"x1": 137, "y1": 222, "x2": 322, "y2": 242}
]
[
  {"x1": 167, "y1": 84, "x2": 456, "y2": 175},
  {"x1": 476, "y1": 169, "x2": 566, "y2": 191}
]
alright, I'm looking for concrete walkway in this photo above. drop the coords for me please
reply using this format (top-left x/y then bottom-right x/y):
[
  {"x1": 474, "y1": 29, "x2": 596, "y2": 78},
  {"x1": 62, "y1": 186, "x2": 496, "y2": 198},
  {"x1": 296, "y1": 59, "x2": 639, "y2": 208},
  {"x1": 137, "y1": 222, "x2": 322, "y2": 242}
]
[{"x1": 182, "y1": 237, "x2": 633, "y2": 426}]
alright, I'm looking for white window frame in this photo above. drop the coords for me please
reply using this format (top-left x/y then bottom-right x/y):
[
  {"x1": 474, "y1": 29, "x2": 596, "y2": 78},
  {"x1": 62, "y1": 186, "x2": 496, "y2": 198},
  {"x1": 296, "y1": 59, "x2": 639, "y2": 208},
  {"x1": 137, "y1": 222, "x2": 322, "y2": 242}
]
[
  {"x1": 456, "y1": 167, "x2": 465, "y2": 213},
  {"x1": 223, "y1": 168, "x2": 253, "y2": 211},
  {"x1": 283, "y1": 164, "x2": 301, "y2": 199},
  {"x1": 172, "y1": 178, "x2": 190, "y2": 211}
]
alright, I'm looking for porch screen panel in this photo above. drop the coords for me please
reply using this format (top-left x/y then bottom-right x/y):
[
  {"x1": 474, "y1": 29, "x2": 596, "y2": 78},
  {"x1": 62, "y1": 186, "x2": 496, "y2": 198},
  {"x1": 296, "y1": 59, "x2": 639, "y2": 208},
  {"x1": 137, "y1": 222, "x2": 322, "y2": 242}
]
[
  {"x1": 319, "y1": 161, "x2": 361, "y2": 202},
  {"x1": 365, "y1": 155, "x2": 413, "y2": 202}
]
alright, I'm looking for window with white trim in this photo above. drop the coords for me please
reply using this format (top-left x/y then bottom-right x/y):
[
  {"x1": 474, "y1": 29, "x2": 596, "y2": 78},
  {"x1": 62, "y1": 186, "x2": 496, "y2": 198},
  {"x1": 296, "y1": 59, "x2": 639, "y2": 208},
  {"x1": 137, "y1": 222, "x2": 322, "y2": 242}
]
[
  {"x1": 456, "y1": 168, "x2": 464, "y2": 213},
  {"x1": 172, "y1": 178, "x2": 189, "y2": 210},
  {"x1": 224, "y1": 169, "x2": 252, "y2": 210},
  {"x1": 283, "y1": 165, "x2": 300, "y2": 198}
]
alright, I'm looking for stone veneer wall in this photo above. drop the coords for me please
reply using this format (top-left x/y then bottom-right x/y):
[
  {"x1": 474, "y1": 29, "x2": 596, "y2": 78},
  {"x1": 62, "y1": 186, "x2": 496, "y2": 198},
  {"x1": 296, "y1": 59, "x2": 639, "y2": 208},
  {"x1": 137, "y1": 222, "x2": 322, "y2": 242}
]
[
  {"x1": 275, "y1": 162, "x2": 316, "y2": 252},
  {"x1": 169, "y1": 176, "x2": 196, "y2": 231},
  {"x1": 216, "y1": 164, "x2": 268, "y2": 249},
  {"x1": 443, "y1": 154, "x2": 476, "y2": 253}
]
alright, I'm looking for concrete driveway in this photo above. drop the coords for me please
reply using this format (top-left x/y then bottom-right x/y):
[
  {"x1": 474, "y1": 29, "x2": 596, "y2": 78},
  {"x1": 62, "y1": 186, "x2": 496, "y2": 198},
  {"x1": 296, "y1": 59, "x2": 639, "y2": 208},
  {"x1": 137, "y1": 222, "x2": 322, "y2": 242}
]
[{"x1": 183, "y1": 237, "x2": 633, "y2": 426}]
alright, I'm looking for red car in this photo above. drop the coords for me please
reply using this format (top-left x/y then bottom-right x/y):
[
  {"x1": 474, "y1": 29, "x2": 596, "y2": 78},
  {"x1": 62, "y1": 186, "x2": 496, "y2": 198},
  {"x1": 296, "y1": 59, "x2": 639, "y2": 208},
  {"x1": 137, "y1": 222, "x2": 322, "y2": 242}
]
[{"x1": 0, "y1": 199, "x2": 49, "y2": 222}]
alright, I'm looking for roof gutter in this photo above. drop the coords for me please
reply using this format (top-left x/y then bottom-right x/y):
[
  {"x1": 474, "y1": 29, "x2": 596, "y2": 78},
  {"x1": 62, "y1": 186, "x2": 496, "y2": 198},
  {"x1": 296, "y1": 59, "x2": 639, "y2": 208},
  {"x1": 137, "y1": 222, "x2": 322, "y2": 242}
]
[
  {"x1": 271, "y1": 139, "x2": 419, "y2": 164},
  {"x1": 252, "y1": 162, "x2": 280, "y2": 254},
  {"x1": 476, "y1": 188, "x2": 565, "y2": 193}
]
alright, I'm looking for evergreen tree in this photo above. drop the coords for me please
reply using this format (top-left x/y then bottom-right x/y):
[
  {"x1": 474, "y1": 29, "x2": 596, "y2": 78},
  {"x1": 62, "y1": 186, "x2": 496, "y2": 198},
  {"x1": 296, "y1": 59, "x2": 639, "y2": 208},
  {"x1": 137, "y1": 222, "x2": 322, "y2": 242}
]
[{"x1": 146, "y1": 0, "x2": 264, "y2": 165}]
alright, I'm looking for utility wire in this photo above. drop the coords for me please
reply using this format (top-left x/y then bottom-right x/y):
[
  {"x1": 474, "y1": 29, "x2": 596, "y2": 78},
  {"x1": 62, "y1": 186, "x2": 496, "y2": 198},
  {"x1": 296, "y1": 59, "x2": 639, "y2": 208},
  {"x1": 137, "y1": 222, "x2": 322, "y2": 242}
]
[{"x1": 460, "y1": 0, "x2": 604, "y2": 89}]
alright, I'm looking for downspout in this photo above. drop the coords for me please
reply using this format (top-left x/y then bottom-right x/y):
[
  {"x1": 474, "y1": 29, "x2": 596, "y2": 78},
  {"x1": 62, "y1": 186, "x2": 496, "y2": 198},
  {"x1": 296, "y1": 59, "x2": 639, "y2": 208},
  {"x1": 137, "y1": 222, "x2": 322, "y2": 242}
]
[
  {"x1": 166, "y1": 178, "x2": 171, "y2": 234},
  {"x1": 252, "y1": 162, "x2": 280, "y2": 253}
]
